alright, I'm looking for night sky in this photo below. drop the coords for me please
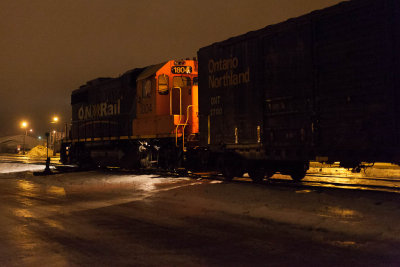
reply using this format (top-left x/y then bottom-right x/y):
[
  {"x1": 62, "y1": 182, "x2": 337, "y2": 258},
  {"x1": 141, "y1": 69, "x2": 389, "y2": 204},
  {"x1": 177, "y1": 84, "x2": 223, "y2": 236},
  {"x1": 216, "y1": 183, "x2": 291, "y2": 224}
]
[{"x1": 0, "y1": 0, "x2": 343, "y2": 137}]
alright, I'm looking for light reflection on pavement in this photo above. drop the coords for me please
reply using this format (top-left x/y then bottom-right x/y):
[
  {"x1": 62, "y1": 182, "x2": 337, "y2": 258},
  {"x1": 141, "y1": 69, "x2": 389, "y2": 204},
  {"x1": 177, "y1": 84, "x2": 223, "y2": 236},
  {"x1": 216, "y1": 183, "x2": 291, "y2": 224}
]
[
  {"x1": 46, "y1": 186, "x2": 66, "y2": 197},
  {"x1": 1, "y1": 153, "x2": 400, "y2": 192},
  {"x1": 318, "y1": 206, "x2": 361, "y2": 220},
  {"x1": 0, "y1": 153, "x2": 61, "y2": 165},
  {"x1": 270, "y1": 163, "x2": 400, "y2": 193}
]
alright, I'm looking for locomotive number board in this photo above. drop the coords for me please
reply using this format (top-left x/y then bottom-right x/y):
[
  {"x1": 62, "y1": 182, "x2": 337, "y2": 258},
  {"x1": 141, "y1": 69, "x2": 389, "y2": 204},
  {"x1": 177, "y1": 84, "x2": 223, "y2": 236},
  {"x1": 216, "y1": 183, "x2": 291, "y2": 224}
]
[{"x1": 171, "y1": 66, "x2": 192, "y2": 74}]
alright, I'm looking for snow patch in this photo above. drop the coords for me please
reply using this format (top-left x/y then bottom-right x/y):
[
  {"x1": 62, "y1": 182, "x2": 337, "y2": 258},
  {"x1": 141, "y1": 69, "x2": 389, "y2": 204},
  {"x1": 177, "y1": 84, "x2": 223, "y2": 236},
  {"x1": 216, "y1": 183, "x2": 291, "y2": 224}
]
[
  {"x1": 153, "y1": 182, "x2": 400, "y2": 241},
  {"x1": 0, "y1": 163, "x2": 45, "y2": 173},
  {"x1": 27, "y1": 145, "x2": 53, "y2": 158},
  {"x1": 2, "y1": 162, "x2": 399, "y2": 242}
]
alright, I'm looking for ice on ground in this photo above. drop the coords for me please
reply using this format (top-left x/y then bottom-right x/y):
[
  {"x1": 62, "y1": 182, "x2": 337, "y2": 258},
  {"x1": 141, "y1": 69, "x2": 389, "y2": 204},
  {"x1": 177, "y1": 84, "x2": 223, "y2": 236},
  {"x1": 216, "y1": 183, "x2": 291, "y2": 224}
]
[
  {"x1": 152, "y1": 181, "x2": 400, "y2": 241},
  {"x1": 0, "y1": 163, "x2": 45, "y2": 173},
  {"x1": 2, "y1": 162, "x2": 400, "y2": 242},
  {"x1": 27, "y1": 145, "x2": 53, "y2": 158}
]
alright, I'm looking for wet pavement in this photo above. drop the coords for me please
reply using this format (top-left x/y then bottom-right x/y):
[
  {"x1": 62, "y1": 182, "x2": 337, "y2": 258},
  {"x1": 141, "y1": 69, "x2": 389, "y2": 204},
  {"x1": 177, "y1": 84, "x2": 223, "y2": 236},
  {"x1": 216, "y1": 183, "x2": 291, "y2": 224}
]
[
  {"x1": 0, "y1": 153, "x2": 61, "y2": 165},
  {"x1": 0, "y1": 157, "x2": 400, "y2": 266}
]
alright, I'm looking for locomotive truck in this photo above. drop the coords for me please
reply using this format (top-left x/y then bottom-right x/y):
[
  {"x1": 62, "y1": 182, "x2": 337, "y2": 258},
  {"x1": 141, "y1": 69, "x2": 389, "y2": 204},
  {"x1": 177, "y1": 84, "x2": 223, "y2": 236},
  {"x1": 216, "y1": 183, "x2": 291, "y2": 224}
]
[{"x1": 62, "y1": 0, "x2": 400, "y2": 182}]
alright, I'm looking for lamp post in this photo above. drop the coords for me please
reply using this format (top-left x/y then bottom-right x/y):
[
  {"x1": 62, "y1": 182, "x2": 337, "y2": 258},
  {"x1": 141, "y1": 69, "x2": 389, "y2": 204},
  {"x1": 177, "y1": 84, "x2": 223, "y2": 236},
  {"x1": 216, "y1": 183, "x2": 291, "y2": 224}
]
[
  {"x1": 20, "y1": 121, "x2": 28, "y2": 155},
  {"x1": 44, "y1": 132, "x2": 51, "y2": 173},
  {"x1": 51, "y1": 116, "x2": 59, "y2": 156},
  {"x1": 43, "y1": 116, "x2": 59, "y2": 174}
]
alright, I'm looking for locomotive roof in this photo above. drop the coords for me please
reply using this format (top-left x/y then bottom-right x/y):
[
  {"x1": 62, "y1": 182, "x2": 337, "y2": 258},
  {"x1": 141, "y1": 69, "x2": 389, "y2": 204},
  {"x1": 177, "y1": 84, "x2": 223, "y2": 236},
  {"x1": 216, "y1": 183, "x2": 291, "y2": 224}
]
[{"x1": 136, "y1": 62, "x2": 167, "y2": 81}]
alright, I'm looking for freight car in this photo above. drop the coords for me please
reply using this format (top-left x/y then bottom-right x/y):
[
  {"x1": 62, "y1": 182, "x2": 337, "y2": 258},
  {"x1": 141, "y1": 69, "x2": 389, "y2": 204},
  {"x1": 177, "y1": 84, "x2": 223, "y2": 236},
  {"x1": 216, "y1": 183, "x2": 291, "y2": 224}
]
[
  {"x1": 61, "y1": 60, "x2": 199, "y2": 169},
  {"x1": 196, "y1": 0, "x2": 400, "y2": 181},
  {"x1": 62, "y1": 0, "x2": 400, "y2": 182}
]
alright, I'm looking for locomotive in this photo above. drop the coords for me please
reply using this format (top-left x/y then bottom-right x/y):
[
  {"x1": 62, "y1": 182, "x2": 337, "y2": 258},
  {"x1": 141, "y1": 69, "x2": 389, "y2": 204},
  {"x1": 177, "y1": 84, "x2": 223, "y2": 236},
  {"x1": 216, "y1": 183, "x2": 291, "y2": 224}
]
[
  {"x1": 62, "y1": 0, "x2": 400, "y2": 182},
  {"x1": 61, "y1": 59, "x2": 199, "y2": 170}
]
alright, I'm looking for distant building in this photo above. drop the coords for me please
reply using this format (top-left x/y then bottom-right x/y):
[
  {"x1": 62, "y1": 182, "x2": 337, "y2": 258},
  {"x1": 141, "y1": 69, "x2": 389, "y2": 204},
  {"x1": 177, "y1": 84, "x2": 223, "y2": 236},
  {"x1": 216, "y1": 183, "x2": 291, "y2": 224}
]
[{"x1": 0, "y1": 135, "x2": 44, "y2": 153}]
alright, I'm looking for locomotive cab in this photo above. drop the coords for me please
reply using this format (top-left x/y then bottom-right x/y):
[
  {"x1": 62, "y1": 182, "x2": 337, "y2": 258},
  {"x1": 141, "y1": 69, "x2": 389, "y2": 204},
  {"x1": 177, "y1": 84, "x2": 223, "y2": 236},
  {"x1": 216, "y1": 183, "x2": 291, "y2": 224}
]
[{"x1": 132, "y1": 60, "x2": 199, "y2": 149}]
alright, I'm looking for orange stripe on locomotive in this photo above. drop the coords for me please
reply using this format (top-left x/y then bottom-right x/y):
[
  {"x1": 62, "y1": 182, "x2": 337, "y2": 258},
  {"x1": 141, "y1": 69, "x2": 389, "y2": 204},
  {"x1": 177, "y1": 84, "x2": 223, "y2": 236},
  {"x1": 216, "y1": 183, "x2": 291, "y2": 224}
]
[{"x1": 132, "y1": 59, "x2": 199, "y2": 144}]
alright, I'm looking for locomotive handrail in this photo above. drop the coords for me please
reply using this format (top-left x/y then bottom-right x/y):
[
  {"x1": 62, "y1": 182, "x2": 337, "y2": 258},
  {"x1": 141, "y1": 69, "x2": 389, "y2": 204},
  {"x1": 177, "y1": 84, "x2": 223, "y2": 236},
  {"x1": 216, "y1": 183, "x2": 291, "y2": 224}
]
[
  {"x1": 175, "y1": 104, "x2": 199, "y2": 151},
  {"x1": 182, "y1": 105, "x2": 198, "y2": 151}
]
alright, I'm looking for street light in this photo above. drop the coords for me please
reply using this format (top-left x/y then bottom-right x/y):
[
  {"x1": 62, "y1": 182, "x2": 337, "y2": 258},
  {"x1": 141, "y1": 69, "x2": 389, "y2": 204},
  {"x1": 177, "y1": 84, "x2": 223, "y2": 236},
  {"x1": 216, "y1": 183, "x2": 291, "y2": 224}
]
[
  {"x1": 44, "y1": 132, "x2": 51, "y2": 173},
  {"x1": 51, "y1": 116, "x2": 59, "y2": 156},
  {"x1": 44, "y1": 115, "x2": 60, "y2": 173},
  {"x1": 20, "y1": 121, "x2": 28, "y2": 155}
]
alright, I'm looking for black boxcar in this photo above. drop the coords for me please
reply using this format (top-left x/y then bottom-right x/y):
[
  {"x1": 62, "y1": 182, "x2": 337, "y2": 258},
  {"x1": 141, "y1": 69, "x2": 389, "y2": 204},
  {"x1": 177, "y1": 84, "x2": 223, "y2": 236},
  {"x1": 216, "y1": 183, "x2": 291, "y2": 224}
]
[{"x1": 197, "y1": 0, "x2": 400, "y2": 181}]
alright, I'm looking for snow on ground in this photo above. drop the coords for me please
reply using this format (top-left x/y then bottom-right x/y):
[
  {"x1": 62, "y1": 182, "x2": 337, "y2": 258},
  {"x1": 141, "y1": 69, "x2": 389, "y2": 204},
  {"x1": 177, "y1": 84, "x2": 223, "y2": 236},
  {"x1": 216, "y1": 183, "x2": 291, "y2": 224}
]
[
  {"x1": 151, "y1": 181, "x2": 400, "y2": 242},
  {"x1": 309, "y1": 162, "x2": 400, "y2": 178},
  {"x1": 0, "y1": 162, "x2": 46, "y2": 173},
  {"x1": 27, "y1": 145, "x2": 53, "y2": 158},
  {"x1": 1, "y1": 162, "x2": 400, "y2": 243}
]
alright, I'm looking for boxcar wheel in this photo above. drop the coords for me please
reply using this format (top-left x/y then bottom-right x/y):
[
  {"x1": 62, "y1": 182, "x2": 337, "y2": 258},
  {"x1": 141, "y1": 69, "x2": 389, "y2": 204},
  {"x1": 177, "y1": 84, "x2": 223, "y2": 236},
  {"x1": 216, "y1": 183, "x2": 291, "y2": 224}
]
[
  {"x1": 249, "y1": 168, "x2": 265, "y2": 183},
  {"x1": 265, "y1": 170, "x2": 275, "y2": 179},
  {"x1": 219, "y1": 156, "x2": 238, "y2": 181},
  {"x1": 222, "y1": 166, "x2": 235, "y2": 181},
  {"x1": 290, "y1": 171, "x2": 306, "y2": 182},
  {"x1": 289, "y1": 162, "x2": 309, "y2": 182}
]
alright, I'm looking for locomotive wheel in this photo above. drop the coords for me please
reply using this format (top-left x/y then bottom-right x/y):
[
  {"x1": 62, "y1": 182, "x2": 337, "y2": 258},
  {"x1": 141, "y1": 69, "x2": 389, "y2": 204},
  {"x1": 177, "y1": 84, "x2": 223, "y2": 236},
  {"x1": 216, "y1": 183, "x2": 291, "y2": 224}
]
[
  {"x1": 159, "y1": 146, "x2": 179, "y2": 171},
  {"x1": 175, "y1": 168, "x2": 188, "y2": 177}
]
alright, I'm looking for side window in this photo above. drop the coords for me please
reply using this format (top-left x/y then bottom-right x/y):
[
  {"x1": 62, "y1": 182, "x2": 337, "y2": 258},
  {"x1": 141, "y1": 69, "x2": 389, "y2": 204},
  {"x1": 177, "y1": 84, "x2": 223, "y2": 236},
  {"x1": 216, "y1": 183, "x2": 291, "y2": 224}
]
[
  {"x1": 158, "y1": 74, "x2": 169, "y2": 95},
  {"x1": 173, "y1": 76, "x2": 191, "y2": 88},
  {"x1": 142, "y1": 79, "x2": 152, "y2": 98},
  {"x1": 193, "y1": 77, "x2": 198, "y2": 86}
]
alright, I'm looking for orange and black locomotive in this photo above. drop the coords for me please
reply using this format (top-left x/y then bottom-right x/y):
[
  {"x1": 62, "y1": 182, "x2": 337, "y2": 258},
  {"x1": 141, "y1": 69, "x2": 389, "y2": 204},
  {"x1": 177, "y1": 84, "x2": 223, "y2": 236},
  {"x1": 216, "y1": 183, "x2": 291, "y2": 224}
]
[{"x1": 61, "y1": 59, "x2": 199, "y2": 169}]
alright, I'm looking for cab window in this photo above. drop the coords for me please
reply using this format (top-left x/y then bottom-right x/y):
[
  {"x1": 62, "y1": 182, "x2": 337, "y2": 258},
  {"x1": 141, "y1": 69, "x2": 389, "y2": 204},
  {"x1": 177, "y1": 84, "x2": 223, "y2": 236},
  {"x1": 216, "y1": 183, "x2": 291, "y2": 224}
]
[
  {"x1": 158, "y1": 74, "x2": 169, "y2": 95},
  {"x1": 142, "y1": 79, "x2": 152, "y2": 98},
  {"x1": 173, "y1": 76, "x2": 191, "y2": 88}
]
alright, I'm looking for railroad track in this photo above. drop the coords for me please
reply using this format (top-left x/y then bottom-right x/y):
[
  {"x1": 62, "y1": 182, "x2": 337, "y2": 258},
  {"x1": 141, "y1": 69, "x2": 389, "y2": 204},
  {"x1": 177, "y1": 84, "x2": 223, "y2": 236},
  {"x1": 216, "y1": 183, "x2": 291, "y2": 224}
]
[
  {"x1": 1, "y1": 154, "x2": 400, "y2": 193},
  {"x1": 48, "y1": 167, "x2": 400, "y2": 194},
  {"x1": 191, "y1": 171, "x2": 400, "y2": 194}
]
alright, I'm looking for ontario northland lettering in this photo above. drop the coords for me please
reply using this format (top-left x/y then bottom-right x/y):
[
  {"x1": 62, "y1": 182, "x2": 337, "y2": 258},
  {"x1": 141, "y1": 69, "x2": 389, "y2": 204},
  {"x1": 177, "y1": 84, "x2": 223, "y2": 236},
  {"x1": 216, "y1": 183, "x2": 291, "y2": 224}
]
[
  {"x1": 208, "y1": 57, "x2": 250, "y2": 89},
  {"x1": 78, "y1": 99, "x2": 121, "y2": 120}
]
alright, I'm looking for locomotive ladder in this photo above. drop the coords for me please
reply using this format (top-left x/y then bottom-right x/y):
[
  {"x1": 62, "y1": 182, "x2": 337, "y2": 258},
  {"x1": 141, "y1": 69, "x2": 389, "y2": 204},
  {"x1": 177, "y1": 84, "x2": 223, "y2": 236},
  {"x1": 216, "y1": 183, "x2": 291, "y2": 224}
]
[{"x1": 175, "y1": 104, "x2": 197, "y2": 151}]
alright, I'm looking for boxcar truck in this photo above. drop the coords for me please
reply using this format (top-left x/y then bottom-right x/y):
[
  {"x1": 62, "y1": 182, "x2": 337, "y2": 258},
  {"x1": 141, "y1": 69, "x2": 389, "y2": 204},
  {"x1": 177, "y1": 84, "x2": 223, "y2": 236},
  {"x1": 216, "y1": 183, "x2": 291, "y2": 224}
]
[{"x1": 197, "y1": 0, "x2": 400, "y2": 181}]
